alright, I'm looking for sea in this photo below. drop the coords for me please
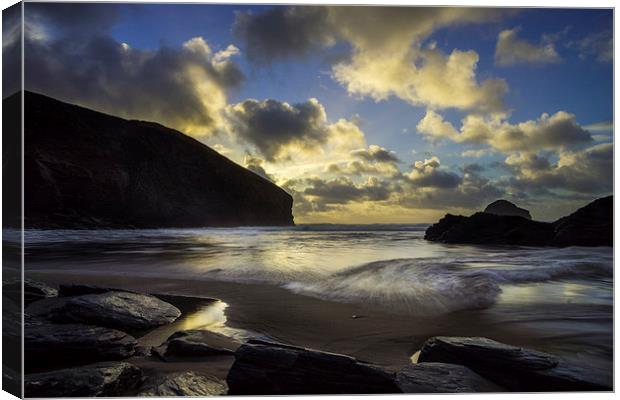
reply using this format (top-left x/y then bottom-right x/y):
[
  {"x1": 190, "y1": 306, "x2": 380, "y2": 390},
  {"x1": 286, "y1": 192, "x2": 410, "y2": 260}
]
[{"x1": 16, "y1": 224, "x2": 614, "y2": 371}]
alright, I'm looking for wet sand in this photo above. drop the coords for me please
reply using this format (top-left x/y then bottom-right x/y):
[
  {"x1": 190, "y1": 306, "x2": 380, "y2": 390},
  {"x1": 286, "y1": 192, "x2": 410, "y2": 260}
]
[{"x1": 25, "y1": 270, "x2": 612, "y2": 378}]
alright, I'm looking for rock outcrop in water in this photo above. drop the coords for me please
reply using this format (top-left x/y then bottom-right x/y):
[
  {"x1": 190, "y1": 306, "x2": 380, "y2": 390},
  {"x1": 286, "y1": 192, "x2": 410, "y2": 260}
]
[
  {"x1": 425, "y1": 196, "x2": 612, "y2": 247},
  {"x1": 484, "y1": 200, "x2": 532, "y2": 219},
  {"x1": 7, "y1": 91, "x2": 294, "y2": 228}
]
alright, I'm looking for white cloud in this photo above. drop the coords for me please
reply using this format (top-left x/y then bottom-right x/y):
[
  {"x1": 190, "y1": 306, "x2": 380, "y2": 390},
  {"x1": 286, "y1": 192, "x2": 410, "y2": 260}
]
[{"x1": 495, "y1": 28, "x2": 561, "y2": 66}]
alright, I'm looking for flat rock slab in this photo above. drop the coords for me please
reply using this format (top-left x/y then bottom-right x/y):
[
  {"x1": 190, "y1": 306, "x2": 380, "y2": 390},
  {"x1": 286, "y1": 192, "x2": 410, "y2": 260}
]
[
  {"x1": 25, "y1": 362, "x2": 141, "y2": 397},
  {"x1": 25, "y1": 317, "x2": 137, "y2": 371},
  {"x1": 418, "y1": 336, "x2": 611, "y2": 391},
  {"x1": 58, "y1": 283, "x2": 135, "y2": 297},
  {"x1": 227, "y1": 339, "x2": 400, "y2": 395},
  {"x1": 138, "y1": 372, "x2": 228, "y2": 396},
  {"x1": 396, "y1": 362, "x2": 503, "y2": 393},
  {"x1": 4, "y1": 278, "x2": 58, "y2": 305},
  {"x1": 27, "y1": 291, "x2": 181, "y2": 333},
  {"x1": 160, "y1": 330, "x2": 239, "y2": 359}
]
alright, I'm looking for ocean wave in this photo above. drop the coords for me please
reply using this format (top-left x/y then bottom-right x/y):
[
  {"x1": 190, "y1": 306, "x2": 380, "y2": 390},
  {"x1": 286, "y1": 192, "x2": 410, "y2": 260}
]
[{"x1": 283, "y1": 258, "x2": 612, "y2": 315}]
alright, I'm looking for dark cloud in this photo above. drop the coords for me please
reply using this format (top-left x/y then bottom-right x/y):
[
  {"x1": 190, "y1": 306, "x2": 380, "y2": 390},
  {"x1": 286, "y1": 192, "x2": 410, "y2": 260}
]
[
  {"x1": 304, "y1": 177, "x2": 394, "y2": 204},
  {"x1": 350, "y1": 145, "x2": 401, "y2": 163},
  {"x1": 23, "y1": 8, "x2": 243, "y2": 134},
  {"x1": 226, "y1": 98, "x2": 329, "y2": 161},
  {"x1": 233, "y1": 6, "x2": 332, "y2": 63},
  {"x1": 243, "y1": 154, "x2": 274, "y2": 181},
  {"x1": 25, "y1": 3, "x2": 120, "y2": 38},
  {"x1": 406, "y1": 157, "x2": 462, "y2": 189},
  {"x1": 2, "y1": 3, "x2": 21, "y2": 97}
]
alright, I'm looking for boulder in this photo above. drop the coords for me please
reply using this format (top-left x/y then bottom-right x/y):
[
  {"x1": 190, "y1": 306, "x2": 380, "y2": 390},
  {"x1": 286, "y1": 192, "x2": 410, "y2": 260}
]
[
  {"x1": 395, "y1": 362, "x2": 503, "y2": 393},
  {"x1": 424, "y1": 212, "x2": 554, "y2": 246},
  {"x1": 552, "y1": 195, "x2": 612, "y2": 247},
  {"x1": 137, "y1": 372, "x2": 228, "y2": 396},
  {"x1": 4, "y1": 278, "x2": 57, "y2": 305},
  {"x1": 11, "y1": 91, "x2": 294, "y2": 229},
  {"x1": 24, "y1": 317, "x2": 137, "y2": 371},
  {"x1": 25, "y1": 362, "x2": 141, "y2": 397},
  {"x1": 484, "y1": 200, "x2": 532, "y2": 219},
  {"x1": 226, "y1": 339, "x2": 400, "y2": 394},
  {"x1": 159, "y1": 330, "x2": 239, "y2": 359},
  {"x1": 26, "y1": 291, "x2": 181, "y2": 333},
  {"x1": 418, "y1": 336, "x2": 611, "y2": 391},
  {"x1": 58, "y1": 283, "x2": 134, "y2": 297}
]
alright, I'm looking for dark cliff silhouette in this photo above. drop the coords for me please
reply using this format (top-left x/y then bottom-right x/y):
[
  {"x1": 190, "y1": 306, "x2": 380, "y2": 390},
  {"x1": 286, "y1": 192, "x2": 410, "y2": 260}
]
[
  {"x1": 425, "y1": 196, "x2": 612, "y2": 247},
  {"x1": 7, "y1": 91, "x2": 294, "y2": 228}
]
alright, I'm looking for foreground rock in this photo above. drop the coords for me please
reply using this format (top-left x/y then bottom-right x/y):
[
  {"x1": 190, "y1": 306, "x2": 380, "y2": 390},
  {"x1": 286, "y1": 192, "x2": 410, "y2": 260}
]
[
  {"x1": 227, "y1": 339, "x2": 400, "y2": 394},
  {"x1": 484, "y1": 200, "x2": 532, "y2": 219},
  {"x1": 138, "y1": 372, "x2": 228, "y2": 396},
  {"x1": 24, "y1": 318, "x2": 136, "y2": 371},
  {"x1": 4, "y1": 278, "x2": 57, "y2": 305},
  {"x1": 395, "y1": 362, "x2": 503, "y2": 393},
  {"x1": 25, "y1": 362, "x2": 141, "y2": 397},
  {"x1": 425, "y1": 196, "x2": 612, "y2": 247},
  {"x1": 58, "y1": 283, "x2": 134, "y2": 297},
  {"x1": 27, "y1": 291, "x2": 181, "y2": 333},
  {"x1": 418, "y1": 336, "x2": 611, "y2": 391},
  {"x1": 11, "y1": 91, "x2": 294, "y2": 228},
  {"x1": 159, "y1": 330, "x2": 240, "y2": 359}
]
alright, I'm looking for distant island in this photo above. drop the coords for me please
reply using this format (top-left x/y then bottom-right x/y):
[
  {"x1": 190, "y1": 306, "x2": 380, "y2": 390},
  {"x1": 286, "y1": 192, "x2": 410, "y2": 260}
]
[{"x1": 6, "y1": 91, "x2": 294, "y2": 228}]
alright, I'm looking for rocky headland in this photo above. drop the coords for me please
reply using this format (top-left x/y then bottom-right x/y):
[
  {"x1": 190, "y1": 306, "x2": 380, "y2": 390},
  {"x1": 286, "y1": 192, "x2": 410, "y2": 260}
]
[
  {"x1": 425, "y1": 196, "x2": 612, "y2": 247},
  {"x1": 4, "y1": 91, "x2": 294, "y2": 228}
]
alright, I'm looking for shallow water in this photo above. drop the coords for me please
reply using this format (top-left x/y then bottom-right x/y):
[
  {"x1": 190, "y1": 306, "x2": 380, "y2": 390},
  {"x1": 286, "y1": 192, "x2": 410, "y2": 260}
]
[{"x1": 20, "y1": 225, "x2": 613, "y2": 369}]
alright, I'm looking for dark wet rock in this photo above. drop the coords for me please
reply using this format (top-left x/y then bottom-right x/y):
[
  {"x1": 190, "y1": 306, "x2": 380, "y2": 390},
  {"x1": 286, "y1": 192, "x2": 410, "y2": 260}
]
[
  {"x1": 134, "y1": 346, "x2": 153, "y2": 357},
  {"x1": 484, "y1": 200, "x2": 532, "y2": 220},
  {"x1": 24, "y1": 317, "x2": 136, "y2": 371},
  {"x1": 25, "y1": 362, "x2": 141, "y2": 397},
  {"x1": 13, "y1": 90, "x2": 294, "y2": 229},
  {"x1": 27, "y1": 291, "x2": 181, "y2": 332},
  {"x1": 425, "y1": 196, "x2": 612, "y2": 247},
  {"x1": 160, "y1": 330, "x2": 239, "y2": 359},
  {"x1": 58, "y1": 283, "x2": 134, "y2": 297},
  {"x1": 418, "y1": 336, "x2": 611, "y2": 391},
  {"x1": 4, "y1": 278, "x2": 57, "y2": 305},
  {"x1": 424, "y1": 212, "x2": 554, "y2": 246},
  {"x1": 552, "y1": 195, "x2": 612, "y2": 247},
  {"x1": 2, "y1": 364, "x2": 21, "y2": 398},
  {"x1": 137, "y1": 372, "x2": 228, "y2": 396},
  {"x1": 227, "y1": 339, "x2": 400, "y2": 394},
  {"x1": 395, "y1": 362, "x2": 503, "y2": 393}
]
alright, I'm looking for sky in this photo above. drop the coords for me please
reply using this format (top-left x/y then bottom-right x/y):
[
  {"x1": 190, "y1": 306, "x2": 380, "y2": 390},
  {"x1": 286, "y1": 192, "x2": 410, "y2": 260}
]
[{"x1": 7, "y1": 3, "x2": 613, "y2": 223}]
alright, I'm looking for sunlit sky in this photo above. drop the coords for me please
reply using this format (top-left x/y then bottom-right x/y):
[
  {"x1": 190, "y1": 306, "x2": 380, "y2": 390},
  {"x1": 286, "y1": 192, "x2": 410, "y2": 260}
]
[{"x1": 13, "y1": 3, "x2": 613, "y2": 223}]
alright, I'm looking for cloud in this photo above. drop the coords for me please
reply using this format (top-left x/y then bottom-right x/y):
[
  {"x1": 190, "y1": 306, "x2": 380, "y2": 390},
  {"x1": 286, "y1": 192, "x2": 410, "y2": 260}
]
[
  {"x1": 22, "y1": 5, "x2": 243, "y2": 136},
  {"x1": 225, "y1": 97, "x2": 365, "y2": 161},
  {"x1": 417, "y1": 109, "x2": 593, "y2": 153},
  {"x1": 405, "y1": 156, "x2": 462, "y2": 188},
  {"x1": 233, "y1": 7, "x2": 332, "y2": 63},
  {"x1": 573, "y1": 30, "x2": 613, "y2": 62},
  {"x1": 243, "y1": 154, "x2": 274, "y2": 181},
  {"x1": 235, "y1": 6, "x2": 508, "y2": 113},
  {"x1": 2, "y1": 3, "x2": 21, "y2": 97},
  {"x1": 303, "y1": 176, "x2": 394, "y2": 205},
  {"x1": 584, "y1": 120, "x2": 613, "y2": 132},
  {"x1": 495, "y1": 28, "x2": 561, "y2": 66},
  {"x1": 350, "y1": 145, "x2": 400, "y2": 163}
]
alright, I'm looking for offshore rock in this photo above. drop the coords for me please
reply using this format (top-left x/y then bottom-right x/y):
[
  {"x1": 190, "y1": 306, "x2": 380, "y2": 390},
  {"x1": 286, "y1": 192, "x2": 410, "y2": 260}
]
[{"x1": 484, "y1": 200, "x2": 532, "y2": 219}]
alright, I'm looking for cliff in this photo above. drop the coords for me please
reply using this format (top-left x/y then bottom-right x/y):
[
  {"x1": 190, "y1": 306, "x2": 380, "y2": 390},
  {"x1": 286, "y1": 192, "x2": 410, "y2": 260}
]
[{"x1": 9, "y1": 91, "x2": 294, "y2": 228}]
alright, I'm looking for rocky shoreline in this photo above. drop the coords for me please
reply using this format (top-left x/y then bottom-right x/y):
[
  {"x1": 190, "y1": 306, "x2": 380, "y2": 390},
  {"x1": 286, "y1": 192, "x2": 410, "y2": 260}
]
[
  {"x1": 425, "y1": 196, "x2": 612, "y2": 247},
  {"x1": 11, "y1": 279, "x2": 611, "y2": 396}
]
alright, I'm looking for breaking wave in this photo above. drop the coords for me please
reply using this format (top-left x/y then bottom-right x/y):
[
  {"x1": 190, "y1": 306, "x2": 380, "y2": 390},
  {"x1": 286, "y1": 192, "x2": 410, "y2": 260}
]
[{"x1": 284, "y1": 258, "x2": 612, "y2": 315}]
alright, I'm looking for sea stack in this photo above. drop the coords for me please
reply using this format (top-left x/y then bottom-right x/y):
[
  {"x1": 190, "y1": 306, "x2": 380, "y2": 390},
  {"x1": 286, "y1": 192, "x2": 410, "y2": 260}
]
[
  {"x1": 483, "y1": 200, "x2": 532, "y2": 220},
  {"x1": 8, "y1": 91, "x2": 295, "y2": 228}
]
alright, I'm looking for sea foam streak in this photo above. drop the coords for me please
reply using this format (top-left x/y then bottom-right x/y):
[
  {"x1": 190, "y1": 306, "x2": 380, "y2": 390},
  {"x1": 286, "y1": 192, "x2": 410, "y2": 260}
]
[{"x1": 284, "y1": 258, "x2": 612, "y2": 315}]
